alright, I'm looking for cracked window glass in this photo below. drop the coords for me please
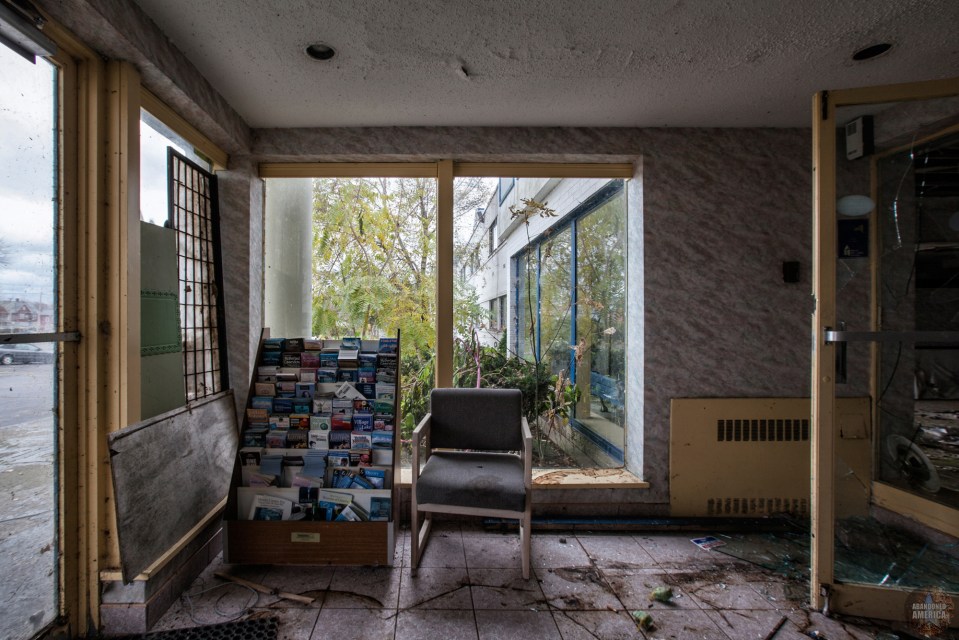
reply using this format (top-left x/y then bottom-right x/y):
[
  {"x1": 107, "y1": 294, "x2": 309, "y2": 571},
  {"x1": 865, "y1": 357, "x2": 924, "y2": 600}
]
[{"x1": 830, "y1": 100, "x2": 959, "y2": 597}]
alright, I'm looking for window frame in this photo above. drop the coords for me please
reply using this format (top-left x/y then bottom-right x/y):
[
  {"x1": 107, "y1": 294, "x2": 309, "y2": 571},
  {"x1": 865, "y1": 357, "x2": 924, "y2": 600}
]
[
  {"x1": 498, "y1": 176, "x2": 515, "y2": 204},
  {"x1": 257, "y1": 162, "x2": 633, "y2": 447},
  {"x1": 510, "y1": 180, "x2": 627, "y2": 463}
]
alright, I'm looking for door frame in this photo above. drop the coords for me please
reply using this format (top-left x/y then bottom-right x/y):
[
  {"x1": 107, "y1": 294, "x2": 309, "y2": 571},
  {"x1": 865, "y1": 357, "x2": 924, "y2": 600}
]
[{"x1": 810, "y1": 77, "x2": 959, "y2": 619}]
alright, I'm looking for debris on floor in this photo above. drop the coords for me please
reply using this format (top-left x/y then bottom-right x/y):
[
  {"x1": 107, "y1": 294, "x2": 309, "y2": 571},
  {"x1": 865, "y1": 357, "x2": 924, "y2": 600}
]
[
  {"x1": 713, "y1": 516, "x2": 959, "y2": 592},
  {"x1": 691, "y1": 535, "x2": 726, "y2": 550},
  {"x1": 214, "y1": 571, "x2": 314, "y2": 605},
  {"x1": 630, "y1": 610, "x2": 654, "y2": 630},
  {"x1": 649, "y1": 586, "x2": 673, "y2": 602},
  {"x1": 761, "y1": 614, "x2": 787, "y2": 640}
]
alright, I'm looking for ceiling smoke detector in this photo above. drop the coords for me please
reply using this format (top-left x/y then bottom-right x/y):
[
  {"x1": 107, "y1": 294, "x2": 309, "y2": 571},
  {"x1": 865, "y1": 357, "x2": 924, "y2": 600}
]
[
  {"x1": 852, "y1": 43, "x2": 892, "y2": 61},
  {"x1": 306, "y1": 43, "x2": 336, "y2": 61}
]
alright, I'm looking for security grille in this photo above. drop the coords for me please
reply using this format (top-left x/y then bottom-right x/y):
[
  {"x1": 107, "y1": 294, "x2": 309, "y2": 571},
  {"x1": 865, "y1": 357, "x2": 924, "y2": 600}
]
[{"x1": 169, "y1": 149, "x2": 228, "y2": 401}]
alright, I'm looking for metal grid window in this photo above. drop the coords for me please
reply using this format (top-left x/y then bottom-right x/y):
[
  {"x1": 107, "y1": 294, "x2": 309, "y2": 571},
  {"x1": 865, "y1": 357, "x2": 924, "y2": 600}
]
[{"x1": 169, "y1": 149, "x2": 228, "y2": 401}]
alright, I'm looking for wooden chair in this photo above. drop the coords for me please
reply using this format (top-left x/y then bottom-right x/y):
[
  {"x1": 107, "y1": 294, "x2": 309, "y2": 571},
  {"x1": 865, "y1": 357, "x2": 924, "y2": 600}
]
[{"x1": 411, "y1": 388, "x2": 532, "y2": 578}]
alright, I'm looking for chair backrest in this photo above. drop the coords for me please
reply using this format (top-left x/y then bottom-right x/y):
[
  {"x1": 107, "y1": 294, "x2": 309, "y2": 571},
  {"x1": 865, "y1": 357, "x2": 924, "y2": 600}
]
[{"x1": 429, "y1": 388, "x2": 523, "y2": 451}]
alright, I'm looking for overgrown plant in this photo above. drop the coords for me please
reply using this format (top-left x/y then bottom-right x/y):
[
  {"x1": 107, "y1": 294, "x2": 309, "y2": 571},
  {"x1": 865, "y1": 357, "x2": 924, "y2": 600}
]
[
  {"x1": 507, "y1": 198, "x2": 584, "y2": 458},
  {"x1": 453, "y1": 332, "x2": 553, "y2": 426}
]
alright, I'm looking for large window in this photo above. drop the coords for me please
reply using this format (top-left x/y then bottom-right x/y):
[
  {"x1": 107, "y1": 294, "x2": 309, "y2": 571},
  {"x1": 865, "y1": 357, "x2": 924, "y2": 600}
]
[
  {"x1": 139, "y1": 106, "x2": 224, "y2": 412},
  {"x1": 264, "y1": 174, "x2": 439, "y2": 464},
  {"x1": 515, "y1": 182, "x2": 626, "y2": 466},
  {"x1": 455, "y1": 176, "x2": 627, "y2": 468},
  {"x1": 262, "y1": 166, "x2": 632, "y2": 472},
  {"x1": 573, "y1": 188, "x2": 627, "y2": 460}
]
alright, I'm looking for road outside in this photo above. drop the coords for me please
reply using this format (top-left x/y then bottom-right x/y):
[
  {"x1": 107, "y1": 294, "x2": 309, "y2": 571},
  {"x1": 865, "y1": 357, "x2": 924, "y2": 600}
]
[{"x1": 0, "y1": 363, "x2": 56, "y2": 640}]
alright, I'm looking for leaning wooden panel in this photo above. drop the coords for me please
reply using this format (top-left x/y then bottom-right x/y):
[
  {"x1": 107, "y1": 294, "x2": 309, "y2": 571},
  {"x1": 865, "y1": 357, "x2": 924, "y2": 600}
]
[{"x1": 108, "y1": 391, "x2": 238, "y2": 582}]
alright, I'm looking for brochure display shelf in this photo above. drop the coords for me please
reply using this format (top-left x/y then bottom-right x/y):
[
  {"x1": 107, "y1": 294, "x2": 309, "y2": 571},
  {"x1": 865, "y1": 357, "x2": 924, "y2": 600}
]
[{"x1": 223, "y1": 329, "x2": 401, "y2": 566}]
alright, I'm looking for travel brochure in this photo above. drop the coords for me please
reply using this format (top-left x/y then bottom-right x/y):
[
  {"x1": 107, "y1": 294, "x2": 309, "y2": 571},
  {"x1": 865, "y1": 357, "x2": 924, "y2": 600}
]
[{"x1": 238, "y1": 335, "x2": 398, "y2": 522}]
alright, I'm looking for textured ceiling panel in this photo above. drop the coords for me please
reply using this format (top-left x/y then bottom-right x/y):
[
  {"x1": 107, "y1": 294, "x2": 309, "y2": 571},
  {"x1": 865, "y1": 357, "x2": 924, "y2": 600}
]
[{"x1": 132, "y1": 0, "x2": 959, "y2": 128}]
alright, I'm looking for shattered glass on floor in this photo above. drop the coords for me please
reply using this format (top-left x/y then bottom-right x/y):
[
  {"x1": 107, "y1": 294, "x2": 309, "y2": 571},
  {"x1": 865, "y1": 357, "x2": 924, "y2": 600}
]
[
  {"x1": 714, "y1": 526, "x2": 811, "y2": 582},
  {"x1": 714, "y1": 517, "x2": 959, "y2": 593}
]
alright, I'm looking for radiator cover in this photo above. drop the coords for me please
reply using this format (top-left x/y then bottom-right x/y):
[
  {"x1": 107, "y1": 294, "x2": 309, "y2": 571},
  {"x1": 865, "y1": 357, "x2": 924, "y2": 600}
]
[{"x1": 670, "y1": 397, "x2": 871, "y2": 517}]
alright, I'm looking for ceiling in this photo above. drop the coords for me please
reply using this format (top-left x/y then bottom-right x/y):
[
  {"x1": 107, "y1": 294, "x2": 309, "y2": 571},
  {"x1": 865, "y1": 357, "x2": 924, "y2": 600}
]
[{"x1": 131, "y1": 0, "x2": 959, "y2": 129}]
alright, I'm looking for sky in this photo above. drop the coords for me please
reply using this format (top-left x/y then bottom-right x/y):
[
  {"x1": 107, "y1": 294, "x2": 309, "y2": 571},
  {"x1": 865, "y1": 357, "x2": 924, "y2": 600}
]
[
  {"x1": 140, "y1": 117, "x2": 185, "y2": 226},
  {"x1": 0, "y1": 41, "x2": 189, "y2": 306},
  {"x1": 0, "y1": 44, "x2": 56, "y2": 304}
]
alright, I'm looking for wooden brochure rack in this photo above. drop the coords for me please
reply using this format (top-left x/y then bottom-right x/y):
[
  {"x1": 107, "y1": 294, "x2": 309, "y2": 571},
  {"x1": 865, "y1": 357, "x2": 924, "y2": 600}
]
[{"x1": 224, "y1": 330, "x2": 401, "y2": 565}]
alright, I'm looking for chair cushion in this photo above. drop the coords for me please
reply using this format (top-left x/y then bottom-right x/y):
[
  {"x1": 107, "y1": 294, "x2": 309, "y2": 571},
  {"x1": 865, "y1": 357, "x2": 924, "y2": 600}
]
[
  {"x1": 430, "y1": 388, "x2": 523, "y2": 451},
  {"x1": 415, "y1": 451, "x2": 527, "y2": 513}
]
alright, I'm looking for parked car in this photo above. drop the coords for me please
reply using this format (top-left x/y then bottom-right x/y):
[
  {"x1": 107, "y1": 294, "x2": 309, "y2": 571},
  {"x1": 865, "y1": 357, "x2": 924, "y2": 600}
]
[{"x1": 0, "y1": 343, "x2": 55, "y2": 365}]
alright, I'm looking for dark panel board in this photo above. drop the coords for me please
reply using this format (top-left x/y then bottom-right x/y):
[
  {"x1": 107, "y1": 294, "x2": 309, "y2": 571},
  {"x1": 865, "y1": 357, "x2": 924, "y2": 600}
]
[{"x1": 109, "y1": 391, "x2": 238, "y2": 582}]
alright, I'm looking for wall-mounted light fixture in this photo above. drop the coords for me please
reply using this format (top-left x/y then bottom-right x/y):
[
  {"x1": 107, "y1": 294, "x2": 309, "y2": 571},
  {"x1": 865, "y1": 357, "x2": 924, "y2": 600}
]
[{"x1": 837, "y1": 194, "x2": 875, "y2": 217}]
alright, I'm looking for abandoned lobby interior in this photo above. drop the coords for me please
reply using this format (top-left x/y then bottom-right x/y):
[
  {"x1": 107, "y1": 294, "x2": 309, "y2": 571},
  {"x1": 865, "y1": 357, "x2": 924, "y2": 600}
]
[{"x1": 1, "y1": 0, "x2": 958, "y2": 638}]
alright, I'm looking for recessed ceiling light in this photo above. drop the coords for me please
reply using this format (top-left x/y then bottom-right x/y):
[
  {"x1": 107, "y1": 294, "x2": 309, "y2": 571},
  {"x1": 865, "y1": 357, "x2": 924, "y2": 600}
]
[
  {"x1": 306, "y1": 43, "x2": 336, "y2": 61},
  {"x1": 852, "y1": 43, "x2": 892, "y2": 61}
]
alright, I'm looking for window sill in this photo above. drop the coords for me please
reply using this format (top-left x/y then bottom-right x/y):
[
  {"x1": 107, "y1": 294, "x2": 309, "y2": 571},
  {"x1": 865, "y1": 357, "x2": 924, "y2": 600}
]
[{"x1": 398, "y1": 467, "x2": 647, "y2": 490}]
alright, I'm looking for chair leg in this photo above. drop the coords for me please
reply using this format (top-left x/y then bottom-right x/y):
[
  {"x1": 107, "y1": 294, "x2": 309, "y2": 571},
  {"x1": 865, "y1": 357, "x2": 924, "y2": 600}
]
[
  {"x1": 412, "y1": 512, "x2": 432, "y2": 577},
  {"x1": 410, "y1": 501, "x2": 419, "y2": 576},
  {"x1": 520, "y1": 511, "x2": 531, "y2": 580}
]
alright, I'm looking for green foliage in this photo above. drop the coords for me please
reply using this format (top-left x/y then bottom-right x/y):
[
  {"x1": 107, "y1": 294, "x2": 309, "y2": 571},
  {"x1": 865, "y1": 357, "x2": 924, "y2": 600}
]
[
  {"x1": 310, "y1": 177, "x2": 437, "y2": 349},
  {"x1": 400, "y1": 349, "x2": 434, "y2": 441},
  {"x1": 308, "y1": 177, "x2": 623, "y2": 466},
  {"x1": 452, "y1": 333, "x2": 554, "y2": 426},
  {"x1": 310, "y1": 176, "x2": 494, "y2": 356}
]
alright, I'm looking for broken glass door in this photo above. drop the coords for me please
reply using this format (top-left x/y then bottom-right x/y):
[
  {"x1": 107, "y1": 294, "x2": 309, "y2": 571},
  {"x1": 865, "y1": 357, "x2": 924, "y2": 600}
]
[{"x1": 812, "y1": 79, "x2": 959, "y2": 630}]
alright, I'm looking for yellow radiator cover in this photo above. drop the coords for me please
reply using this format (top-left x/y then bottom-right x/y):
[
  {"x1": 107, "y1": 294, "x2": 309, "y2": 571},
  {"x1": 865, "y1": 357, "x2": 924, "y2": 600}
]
[{"x1": 670, "y1": 397, "x2": 871, "y2": 518}]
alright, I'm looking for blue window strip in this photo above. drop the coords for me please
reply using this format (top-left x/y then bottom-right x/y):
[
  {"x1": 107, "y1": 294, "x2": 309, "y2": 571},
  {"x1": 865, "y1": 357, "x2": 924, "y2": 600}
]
[
  {"x1": 498, "y1": 177, "x2": 515, "y2": 204},
  {"x1": 570, "y1": 419, "x2": 625, "y2": 464},
  {"x1": 535, "y1": 243, "x2": 541, "y2": 360},
  {"x1": 569, "y1": 219, "x2": 578, "y2": 382}
]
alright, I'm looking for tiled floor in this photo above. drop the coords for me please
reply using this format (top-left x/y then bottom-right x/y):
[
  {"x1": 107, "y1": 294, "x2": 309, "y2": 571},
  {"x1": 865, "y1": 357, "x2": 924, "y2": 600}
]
[{"x1": 152, "y1": 524, "x2": 926, "y2": 640}]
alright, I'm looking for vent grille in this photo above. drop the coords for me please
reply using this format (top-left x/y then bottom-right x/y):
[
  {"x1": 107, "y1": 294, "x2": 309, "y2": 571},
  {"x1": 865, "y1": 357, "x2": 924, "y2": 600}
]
[
  {"x1": 706, "y1": 496, "x2": 809, "y2": 516},
  {"x1": 716, "y1": 418, "x2": 809, "y2": 442}
]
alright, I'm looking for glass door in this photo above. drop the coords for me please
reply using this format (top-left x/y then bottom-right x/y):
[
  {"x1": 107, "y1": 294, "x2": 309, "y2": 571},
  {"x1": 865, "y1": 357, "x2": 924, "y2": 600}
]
[
  {"x1": 0, "y1": 44, "x2": 63, "y2": 640},
  {"x1": 811, "y1": 78, "x2": 959, "y2": 631}
]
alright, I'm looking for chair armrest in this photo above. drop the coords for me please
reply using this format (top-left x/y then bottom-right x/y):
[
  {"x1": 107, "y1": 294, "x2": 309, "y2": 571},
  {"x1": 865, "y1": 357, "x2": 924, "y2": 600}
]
[
  {"x1": 521, "y1": 417, "x2": 532, "y2": 489},
  {"x1": 412, "y1": 413, "x2": 431, "y2": 479}
]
